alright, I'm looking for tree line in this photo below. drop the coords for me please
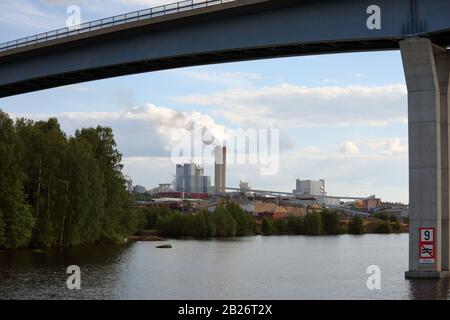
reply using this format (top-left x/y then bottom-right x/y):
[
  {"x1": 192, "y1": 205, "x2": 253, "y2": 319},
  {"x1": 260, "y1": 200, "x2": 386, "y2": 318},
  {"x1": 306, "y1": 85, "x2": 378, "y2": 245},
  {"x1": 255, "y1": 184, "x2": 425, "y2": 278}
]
[
  {"x1": 260, "y1": 211, "x2": 401, "y2": 236},
  {"x1": 136, "y1": 202, "x2": 257, "y2": 238},
  {"x1": 134, "y1": 206, "x2": 401, "y2": 238},
  {"x1": 0, "y1": 111, "x2": 138, "y2": 249}
]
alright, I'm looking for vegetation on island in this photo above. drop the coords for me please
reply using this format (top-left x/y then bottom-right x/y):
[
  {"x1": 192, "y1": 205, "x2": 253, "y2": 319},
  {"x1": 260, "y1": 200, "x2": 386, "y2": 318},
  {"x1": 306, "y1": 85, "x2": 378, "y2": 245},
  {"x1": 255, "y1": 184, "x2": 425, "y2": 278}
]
[
  {"x1": 0, "y1": 111, "x2": 141, "y2": 250},
  {"x1": 134, "y1": 206, "x2": 406, "y2": 238},
  {"x1": 134, "y1": 202, "x2": 257, "y2": 238}
]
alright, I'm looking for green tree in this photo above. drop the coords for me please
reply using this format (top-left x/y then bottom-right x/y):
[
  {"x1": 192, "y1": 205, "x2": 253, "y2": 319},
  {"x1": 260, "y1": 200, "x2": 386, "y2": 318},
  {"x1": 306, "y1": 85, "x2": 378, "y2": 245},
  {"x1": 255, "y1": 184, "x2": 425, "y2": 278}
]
[
  {"x1": 158, "y1": 212, "x2": 188, "y2": 237},
  {"x1": 348, "y1": 215, "x2": 365, "y2": 234},
  {"x1": 0, "y1": 208, "x2": 6, "y2": 248},
  {"x1": 303, "y1": 212, "x2": 323, "y2": 235},
  {"x1": 374, "y1": 212, "x2": 390, "y2": 221},
  {"x1": 63, "y1": 138, "x2": 105, "y2": 246},
  {"x1": 225, "y1": 202, "x2": 256, "y2": 236},
  {"x1": 0, "y1": 112, "x2": 144, "y2": 249},
  {"x1": 192, "y1": 210, "x2": 216, "y2": 238},
  {"x1": 273, "y1": 219, "x2": 288, "y2": 234},
  {"x1": 376, "y1": 221, "x2": 393, "y2": 234},
  {"x1": 139, "y1": 206, "x2": 174, "y2": 230},
  {"x1": 0, "y1": 112, "x2": 35, "y2": 249},
  {"x1": 126, "y1": 209, "x2": 147, "y2": 235},
  {"x1": 321, "y1": 209, "x2": 342, "y2": 235},
  {"x1": 0, "y1": 209, "x2": 5, "y2": 247},
  {"x1": 261, "y1": 217, "x2": 274, "y2": 235},
  {"x1": 286, "y1": 215, "x2": 304, "y2": 235},
  {"x1": 76, "y1": 126, "x2": 133, "y2": 243},
  {"x1": 213, "y1": 206, "x2": 237, "y2": 237},
  {"x1": 16, "y1": 117, "x2": 68, "y2": 247},
  {"x1": 392, "y1": 221, "x2": 401, "y2": 233},
  {"x1": 390, "y1": 215, "x2": 399, "y2": 222}
]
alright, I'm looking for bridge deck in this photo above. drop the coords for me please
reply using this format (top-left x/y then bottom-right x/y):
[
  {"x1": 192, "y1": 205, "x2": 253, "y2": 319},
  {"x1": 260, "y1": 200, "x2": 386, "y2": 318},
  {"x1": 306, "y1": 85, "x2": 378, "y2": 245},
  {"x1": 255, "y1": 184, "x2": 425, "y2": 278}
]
[
  {"x1": 1, "y1": 0, "x2": 450, "y2": 98},
  {"x1": 0, "y1": 0, "x2": 247, "y2": 57}
]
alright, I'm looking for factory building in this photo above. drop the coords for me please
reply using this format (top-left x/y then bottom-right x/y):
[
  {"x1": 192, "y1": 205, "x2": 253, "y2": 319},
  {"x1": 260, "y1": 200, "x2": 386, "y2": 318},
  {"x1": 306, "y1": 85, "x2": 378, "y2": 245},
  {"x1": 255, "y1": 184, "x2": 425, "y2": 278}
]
[
  {"x1": 175, "y1": 163, "x2": 211, "y2": 193},
  {"x1": 355, "y1": 196, "x2": 382, "y2": 211},
  {"x1": 293, "y1": 179, "x2": 340, "y2": 207},
  {"x1": 294, "y1": 179, "x2": 326, "y2": 196},
  {"x1": 214, "y1": 146, "x2": 227, "y2": 193}
]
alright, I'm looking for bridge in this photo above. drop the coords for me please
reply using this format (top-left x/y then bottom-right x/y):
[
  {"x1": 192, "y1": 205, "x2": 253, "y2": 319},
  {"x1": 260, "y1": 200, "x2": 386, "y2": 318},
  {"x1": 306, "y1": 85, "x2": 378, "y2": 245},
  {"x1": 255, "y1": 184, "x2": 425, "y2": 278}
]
[
  {"x1": 1, "y1": 0, "x2": 450, "y2": 278},
  {"x1": 1, "y1": 0, "x2": 450, "y2": 97}
]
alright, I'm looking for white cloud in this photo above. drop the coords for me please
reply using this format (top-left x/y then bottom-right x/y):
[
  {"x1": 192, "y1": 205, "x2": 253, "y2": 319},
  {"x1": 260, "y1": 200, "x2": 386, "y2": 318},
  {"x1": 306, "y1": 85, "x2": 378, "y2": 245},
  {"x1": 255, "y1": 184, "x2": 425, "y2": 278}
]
[
  {"x1": 359, "y1": 137, "x2": 408, "y2": 155},
  {"x1": 302, "y1": 146, "x2": 321, "y2": 154},
  {"x1": 11, "y1": 104, "x2": 227, "y2": 158},
  {"x1": 58, "y1": 84, "x2": 90, "y2": 92},
  {"x1": 171, "y1": 70, "x2": 263, "y2": 88},
  {"x1": 0, "y1": 1, "x2": 64, "y2": 30},
  {"x1": 172, "y1": 83, "x2": 408, "y2": 128},
  {"x1": 339, "y1": 141, "x2": 360, "y2": 155},
  {"x1": 122, "y1": 156, "x2": 175, "y2": 188},
  {"x1": 338, "y1": 138, "x2": 408, "y2": 156}
]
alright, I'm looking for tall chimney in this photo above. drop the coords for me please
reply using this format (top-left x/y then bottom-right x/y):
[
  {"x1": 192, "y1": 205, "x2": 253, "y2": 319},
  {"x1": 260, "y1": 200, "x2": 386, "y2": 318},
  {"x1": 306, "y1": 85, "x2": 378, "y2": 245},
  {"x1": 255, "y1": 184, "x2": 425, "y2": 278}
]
[
  {"x1": 214, "y1": 146, "x2": 226, "y2": 193},
  {"x1": 222, "y1": 146, "x2": 227, "y2": 193}
]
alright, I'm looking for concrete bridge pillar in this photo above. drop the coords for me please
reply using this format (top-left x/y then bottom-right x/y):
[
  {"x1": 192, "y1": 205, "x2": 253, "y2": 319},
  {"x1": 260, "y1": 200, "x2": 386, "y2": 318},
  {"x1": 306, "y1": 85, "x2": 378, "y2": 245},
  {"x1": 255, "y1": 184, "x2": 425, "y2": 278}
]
[
  {"x1": 435, "y1": 47, "x2": 450, "y2": 272},
  {"x1": 401, "y1": 38, "x2": 450, "y2": 278}
]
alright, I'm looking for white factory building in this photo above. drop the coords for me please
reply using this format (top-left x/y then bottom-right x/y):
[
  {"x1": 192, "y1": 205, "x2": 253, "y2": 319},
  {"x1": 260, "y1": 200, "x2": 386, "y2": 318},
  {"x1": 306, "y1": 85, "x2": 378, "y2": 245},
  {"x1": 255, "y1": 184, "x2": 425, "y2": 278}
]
[
  {"x1": 293, "y1": 179, "x2": 340, "y2": 207},
  {"x1": 175, "y1": 163, "x2": 212, "y2": 193}
]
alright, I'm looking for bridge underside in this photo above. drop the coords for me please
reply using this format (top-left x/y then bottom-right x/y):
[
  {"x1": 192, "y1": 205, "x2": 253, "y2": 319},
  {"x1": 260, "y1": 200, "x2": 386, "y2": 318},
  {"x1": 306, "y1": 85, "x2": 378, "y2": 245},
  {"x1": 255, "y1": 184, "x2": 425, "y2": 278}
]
[
  {"x1": 2, "y1": 0, "x2": 450, "y2": 98},
  {"x1": 3, "y1": 30, "x2": 450, "y2": 98},
  {"x1": 0, "y1": 39, "x2": 402, "y2": 98}
]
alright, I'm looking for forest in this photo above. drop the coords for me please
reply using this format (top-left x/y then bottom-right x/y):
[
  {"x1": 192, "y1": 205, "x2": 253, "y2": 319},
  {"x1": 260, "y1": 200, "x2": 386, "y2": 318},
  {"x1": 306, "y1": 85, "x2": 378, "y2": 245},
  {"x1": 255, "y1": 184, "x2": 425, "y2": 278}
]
[
  {"x1": 0, "y1": 110, "x2": 404, "y2": 249},
  {"x1": 0, "y1": 111, "x2": 138, "y2": 249}
]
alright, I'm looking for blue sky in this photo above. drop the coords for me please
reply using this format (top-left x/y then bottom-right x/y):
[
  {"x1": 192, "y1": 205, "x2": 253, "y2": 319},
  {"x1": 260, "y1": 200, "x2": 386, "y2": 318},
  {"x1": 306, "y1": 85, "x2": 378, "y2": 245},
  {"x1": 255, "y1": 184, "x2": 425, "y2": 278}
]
[{"x1": 0, "y1": 0, "x2": 409, "y2": 202}]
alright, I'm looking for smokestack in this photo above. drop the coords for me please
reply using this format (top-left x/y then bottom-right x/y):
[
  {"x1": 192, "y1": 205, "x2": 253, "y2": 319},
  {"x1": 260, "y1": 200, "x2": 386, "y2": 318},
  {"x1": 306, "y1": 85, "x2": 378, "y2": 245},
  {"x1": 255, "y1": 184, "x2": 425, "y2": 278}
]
[
  {"x1": 222, "y1": 146, "x2": 226, "y2": 192},
  {"x1": 214, "y1": 146, "x2": 226, "y2": 193}
]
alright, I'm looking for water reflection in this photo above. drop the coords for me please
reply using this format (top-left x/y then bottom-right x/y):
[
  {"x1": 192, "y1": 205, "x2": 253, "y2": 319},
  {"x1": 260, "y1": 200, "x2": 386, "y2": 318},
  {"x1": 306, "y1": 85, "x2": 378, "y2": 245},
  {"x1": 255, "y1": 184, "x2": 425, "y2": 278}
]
[
  {"x1": 0, "y1": 235, "x2": 449, "y2": 300},
  {"x1": 408, "y1": 279, "x2": 450, "y2": 300},
  {"x1": 0, "y1": 245, "x2": 130, "y2": 300}
]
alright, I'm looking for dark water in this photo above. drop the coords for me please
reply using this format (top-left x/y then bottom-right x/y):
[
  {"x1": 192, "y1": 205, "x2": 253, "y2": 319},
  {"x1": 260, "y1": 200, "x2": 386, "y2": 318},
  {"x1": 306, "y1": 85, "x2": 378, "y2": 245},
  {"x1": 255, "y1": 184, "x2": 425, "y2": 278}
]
[{"x1": 0, "y1": 234, "x2": 449, "y2": 300}]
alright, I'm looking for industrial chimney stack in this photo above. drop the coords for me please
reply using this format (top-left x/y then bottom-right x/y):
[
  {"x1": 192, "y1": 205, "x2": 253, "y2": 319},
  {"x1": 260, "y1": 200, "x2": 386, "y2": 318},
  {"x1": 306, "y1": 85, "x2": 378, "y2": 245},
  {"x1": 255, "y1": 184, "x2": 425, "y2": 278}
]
[{"x1": 214, "y1": 146, "x2": 227, "y2": 193}]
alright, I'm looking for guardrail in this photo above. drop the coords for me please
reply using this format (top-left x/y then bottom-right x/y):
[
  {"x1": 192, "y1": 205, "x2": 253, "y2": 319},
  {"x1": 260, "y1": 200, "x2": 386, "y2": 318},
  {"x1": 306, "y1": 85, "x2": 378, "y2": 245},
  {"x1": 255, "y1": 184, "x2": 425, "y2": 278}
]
[{"x1": 0, "y1": 0, "x2": 236, "y2": 53}]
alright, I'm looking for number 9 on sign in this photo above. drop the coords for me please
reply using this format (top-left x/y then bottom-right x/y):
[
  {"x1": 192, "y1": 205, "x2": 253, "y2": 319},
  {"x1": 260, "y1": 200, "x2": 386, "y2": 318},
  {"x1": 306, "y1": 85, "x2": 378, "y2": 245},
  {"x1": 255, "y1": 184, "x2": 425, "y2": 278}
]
[{"x1": 420, "y1": 228, "x2": 434, "y2": 242}]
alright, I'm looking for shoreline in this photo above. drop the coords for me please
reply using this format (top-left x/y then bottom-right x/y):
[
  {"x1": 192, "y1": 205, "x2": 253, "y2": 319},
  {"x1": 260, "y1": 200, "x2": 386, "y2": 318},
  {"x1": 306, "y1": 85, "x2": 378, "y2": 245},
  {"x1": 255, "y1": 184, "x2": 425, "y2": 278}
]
[{"x1": 0, "y1": 231, "x2": 408, "y2": 252}]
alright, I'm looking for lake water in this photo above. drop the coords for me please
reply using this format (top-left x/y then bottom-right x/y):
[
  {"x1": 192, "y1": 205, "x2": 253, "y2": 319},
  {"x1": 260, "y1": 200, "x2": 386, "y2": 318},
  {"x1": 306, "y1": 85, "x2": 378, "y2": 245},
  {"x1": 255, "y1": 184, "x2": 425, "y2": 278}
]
[{"x1": 1, "y1": 234, "x2": 449, "y2": 300}]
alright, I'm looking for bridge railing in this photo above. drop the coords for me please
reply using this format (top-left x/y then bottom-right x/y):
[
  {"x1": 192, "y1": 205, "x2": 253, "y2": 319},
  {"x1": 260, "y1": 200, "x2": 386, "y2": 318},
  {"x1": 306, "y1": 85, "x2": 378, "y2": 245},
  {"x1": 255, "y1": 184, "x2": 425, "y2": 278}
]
[{"x1": 0, "y1": 0, "x2": 236, "y2": 53}]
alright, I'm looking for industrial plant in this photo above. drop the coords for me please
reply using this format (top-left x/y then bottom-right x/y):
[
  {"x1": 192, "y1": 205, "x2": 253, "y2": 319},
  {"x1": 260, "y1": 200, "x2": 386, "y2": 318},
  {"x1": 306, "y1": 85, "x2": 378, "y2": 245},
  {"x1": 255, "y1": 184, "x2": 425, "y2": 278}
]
[{"x1": 127, "y1": 144, "x2": 408, "y2": 221}]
